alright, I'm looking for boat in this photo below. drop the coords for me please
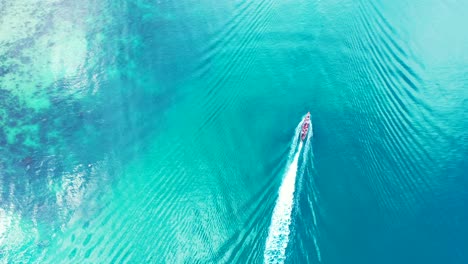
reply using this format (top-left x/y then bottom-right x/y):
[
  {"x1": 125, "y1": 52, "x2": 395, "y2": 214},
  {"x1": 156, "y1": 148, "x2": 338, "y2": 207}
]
[{"x1": 300, "y1": 112, "x2": 311, "y2": 141}]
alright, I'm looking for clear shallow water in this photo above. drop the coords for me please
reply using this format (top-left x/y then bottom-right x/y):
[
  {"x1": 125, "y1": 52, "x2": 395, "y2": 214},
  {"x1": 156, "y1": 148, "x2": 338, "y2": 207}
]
[{"x1": 1, "y1": 0, "x2": 467, "y2": 263}]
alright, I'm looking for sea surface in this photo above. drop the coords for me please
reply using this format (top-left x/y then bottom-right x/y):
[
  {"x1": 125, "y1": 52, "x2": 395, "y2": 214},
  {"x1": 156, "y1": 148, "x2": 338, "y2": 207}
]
[{"x1": 1, "y1": 0, "x2": 467, "y2": 263}]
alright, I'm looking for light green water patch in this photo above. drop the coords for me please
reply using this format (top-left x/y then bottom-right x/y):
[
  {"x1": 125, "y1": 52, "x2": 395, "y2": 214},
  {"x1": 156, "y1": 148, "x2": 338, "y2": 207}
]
[
  {"x1": 4, "y1": 124, "x2": 39, "y2": 146},
  {"x1": 0, "y1": 1, "x2": 92, "y2": 111},
  {"x1": 0, "y1": 0, "x2": 49, "y2": 44},
  {"x1": 46, "y1": 23, "x2": 88, "y2": 83},
  {"x1": 0, "y1": 207, "x2": 39, "y2": 262},
  {"x1": 0, "y1": 2, "x2": 51, "y2": 110},
  {"x1": 0, "y1": 160, "x2": 106, "y2": 262}
]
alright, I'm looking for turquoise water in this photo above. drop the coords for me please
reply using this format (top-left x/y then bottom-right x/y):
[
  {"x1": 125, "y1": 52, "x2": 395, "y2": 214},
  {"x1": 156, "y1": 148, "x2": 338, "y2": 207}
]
[{"x1": 1, "y1": 0, "x2": 467, "y2": 263}]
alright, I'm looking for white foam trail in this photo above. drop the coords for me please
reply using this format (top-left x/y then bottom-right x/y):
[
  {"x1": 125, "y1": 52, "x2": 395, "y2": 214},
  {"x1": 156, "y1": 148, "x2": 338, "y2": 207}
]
[
  {"x1": 264, "y1": 116, "x2": 309, "y2": 264},
  {"x1": 264, "y1": 141, "x2": 303, "y2": 264},
  {"x1": 265, "y1": 115, "x2": 322, "y2": 263}
]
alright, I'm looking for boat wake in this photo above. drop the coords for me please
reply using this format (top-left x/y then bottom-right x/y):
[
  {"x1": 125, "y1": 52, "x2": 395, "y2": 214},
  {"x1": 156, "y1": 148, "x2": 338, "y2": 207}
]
[{"x1": 264, "y1": 115, "x2": 316, "y2": 263}]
